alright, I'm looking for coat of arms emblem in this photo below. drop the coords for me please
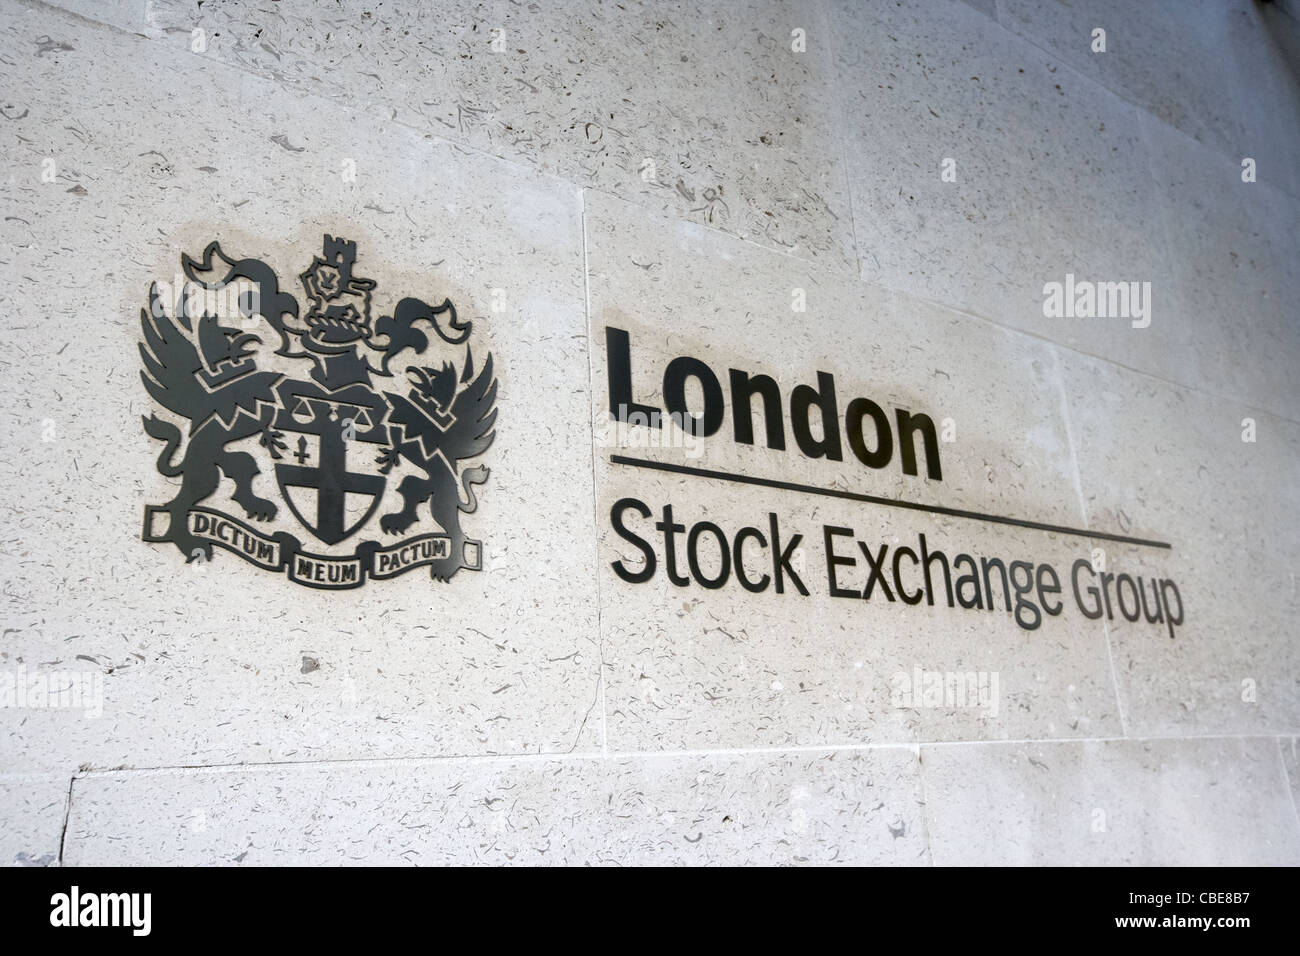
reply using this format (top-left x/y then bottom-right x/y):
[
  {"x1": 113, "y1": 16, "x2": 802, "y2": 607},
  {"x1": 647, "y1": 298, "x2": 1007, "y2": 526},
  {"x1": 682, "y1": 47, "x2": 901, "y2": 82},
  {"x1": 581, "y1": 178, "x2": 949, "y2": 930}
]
[{"x1": 139, "y1": 234, "x2": 496, "y2": 589}]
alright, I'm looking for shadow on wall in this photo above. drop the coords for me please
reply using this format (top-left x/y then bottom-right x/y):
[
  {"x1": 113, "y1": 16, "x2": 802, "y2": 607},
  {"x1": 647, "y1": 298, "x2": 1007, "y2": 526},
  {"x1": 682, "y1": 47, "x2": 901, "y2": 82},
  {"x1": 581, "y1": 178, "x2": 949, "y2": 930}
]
[{"x1": 1260, "y1": 0, "x2": 1300, "y2": 87}]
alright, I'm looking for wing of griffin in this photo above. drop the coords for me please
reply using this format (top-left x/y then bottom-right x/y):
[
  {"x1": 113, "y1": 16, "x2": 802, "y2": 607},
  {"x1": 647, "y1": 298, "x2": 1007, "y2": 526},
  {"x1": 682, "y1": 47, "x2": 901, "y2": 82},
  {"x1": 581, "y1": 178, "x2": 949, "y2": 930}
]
[
  {"x1": 388, "y1": 353, "x2": 498, "y2": 466},
  {"x1": 138, "y1": 283, "x2": 281, "y2": 431}
]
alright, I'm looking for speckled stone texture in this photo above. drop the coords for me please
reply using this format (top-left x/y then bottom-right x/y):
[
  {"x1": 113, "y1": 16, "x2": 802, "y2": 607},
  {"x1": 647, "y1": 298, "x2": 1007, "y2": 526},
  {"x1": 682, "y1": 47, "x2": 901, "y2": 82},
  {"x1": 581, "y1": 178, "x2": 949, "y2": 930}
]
[
  {"x1": 0, "y1": 775, "x2": 68, "y2": 867},
  {"x1": 63, "y1": 748, "x2": 927, "y2": 865},
  {"x1": 138, "y1": 0, "x2": 859, "y2": 270},
  {"x1": 2, "y1": 0, "x2": 1298, "y2": 865},
  {"x1": 920, "y1": 737, "x2": 1300, "y2": 865},
  {"x1": 1057, "y1": 352, "x2": 1300, "y2": 737}
]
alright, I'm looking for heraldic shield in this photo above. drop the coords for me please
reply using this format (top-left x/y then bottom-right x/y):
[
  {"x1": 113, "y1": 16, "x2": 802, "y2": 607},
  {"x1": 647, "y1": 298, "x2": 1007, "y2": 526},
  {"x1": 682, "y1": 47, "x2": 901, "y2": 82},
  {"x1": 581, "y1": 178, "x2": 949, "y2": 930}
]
[{"x1": 138, "y1": 234, "x2": 497, "y2": 589}]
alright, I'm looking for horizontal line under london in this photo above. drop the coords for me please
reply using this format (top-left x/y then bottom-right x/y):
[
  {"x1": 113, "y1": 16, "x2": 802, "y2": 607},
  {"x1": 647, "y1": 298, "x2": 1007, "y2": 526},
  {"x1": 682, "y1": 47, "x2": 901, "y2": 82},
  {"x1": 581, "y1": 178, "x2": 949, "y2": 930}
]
[{"x1": 609, "y1": 456, "x2": 1173, "y2": 551}]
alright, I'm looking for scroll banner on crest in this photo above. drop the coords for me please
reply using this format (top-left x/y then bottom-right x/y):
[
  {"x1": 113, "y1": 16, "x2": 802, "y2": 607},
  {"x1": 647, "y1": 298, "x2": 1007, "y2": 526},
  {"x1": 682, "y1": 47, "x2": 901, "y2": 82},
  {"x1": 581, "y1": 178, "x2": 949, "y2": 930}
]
[{"x1": 142, "y1": 506, "x2": 481, "y2": 589}]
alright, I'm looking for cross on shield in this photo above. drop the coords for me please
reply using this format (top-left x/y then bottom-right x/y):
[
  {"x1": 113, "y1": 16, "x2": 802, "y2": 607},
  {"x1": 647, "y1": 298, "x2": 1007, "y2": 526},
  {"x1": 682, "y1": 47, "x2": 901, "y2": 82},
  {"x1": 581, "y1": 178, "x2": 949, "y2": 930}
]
[{"x1": 273, "y1": 382, "x2": 387, "y2": 545}]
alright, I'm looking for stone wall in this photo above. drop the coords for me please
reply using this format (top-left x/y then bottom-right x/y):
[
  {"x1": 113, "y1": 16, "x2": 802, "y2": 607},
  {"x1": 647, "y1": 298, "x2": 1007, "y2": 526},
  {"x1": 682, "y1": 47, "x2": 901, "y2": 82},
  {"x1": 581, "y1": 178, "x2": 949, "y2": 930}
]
[{"x1": 1, "y1": 0, "x2": 1298, "y2": 865}]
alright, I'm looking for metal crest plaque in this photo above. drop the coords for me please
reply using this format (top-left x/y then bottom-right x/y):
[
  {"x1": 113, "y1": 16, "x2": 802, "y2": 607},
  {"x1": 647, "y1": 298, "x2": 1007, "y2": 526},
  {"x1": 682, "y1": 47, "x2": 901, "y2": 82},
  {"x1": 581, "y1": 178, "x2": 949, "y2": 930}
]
[{"x1": 139, "y1": 235, "x2": 496, "y2": 589}]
